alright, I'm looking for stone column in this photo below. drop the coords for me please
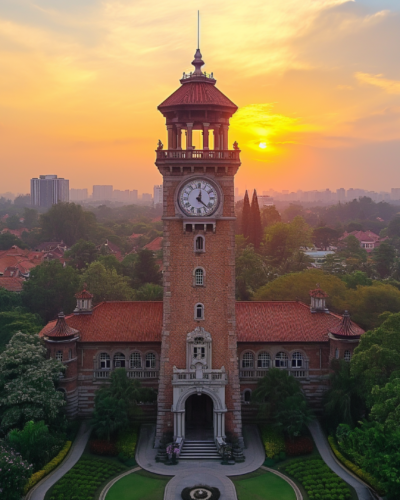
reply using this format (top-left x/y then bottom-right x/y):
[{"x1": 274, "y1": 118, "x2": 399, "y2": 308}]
[
  {"x1": 167, "y1": 125, "x2": 174, "y2": 150},
  {"x1": 213, "y1": 125, "x2": 221, "y2": 150},
  {"x1": 222, "y1": 125, "x2": 229, "y2": 150},
  {"x1": 186, "y1": 123, "x2": 193, "y2": 150},
  {"x1": 176, "y1": 126, "x2": 182, "y2": 150},
  {"x1": 203, "y1": 123, "x2": 210, "y2": 150},
  {"x1": 172, "y1": 126, "x2": 177, "y2": 149}
]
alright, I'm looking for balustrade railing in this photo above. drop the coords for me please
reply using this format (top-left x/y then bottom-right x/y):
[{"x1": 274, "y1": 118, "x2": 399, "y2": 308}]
[
  {"x1": 172, "y1": 368, "x2": 227, "y2": 383},
  {"x1": 156, "y1": 149, "x2": 240, "y2": 161},
  {"x1": 239, "y1": 367, "x2": 309, "y2": 379},
  {"x1": 94, "y1": 369, "x2": 159, "y2": 380}
]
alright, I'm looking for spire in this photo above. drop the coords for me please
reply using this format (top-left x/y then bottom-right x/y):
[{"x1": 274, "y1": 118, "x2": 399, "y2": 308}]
[
  {"x1": 46, "y1": 312, "x2": 79, "y2": 340},
  {"x1": 192, "y1": 50, "x2": 204, "y2": 76}
]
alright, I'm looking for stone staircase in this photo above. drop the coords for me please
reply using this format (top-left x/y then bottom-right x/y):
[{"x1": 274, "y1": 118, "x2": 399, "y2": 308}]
[{"x1": 179, "y1": 440, "x2": 221, "y2": 460}]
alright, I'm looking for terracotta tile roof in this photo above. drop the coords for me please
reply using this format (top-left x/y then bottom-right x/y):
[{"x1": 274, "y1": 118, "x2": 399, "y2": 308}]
[
  {"x1": 144, "y1": 237, "x2": 163, "y2": 252},
  {"x1": 158, "y1": 82, "x2": 237, "y2": 110},
  {"x1": 1, "y1": 228, "x2": 30, "y2": 237},
  {"x1": 39, "y1": 302, "x2": 163, "y2": 343},
  {"x1": 46, "y1": 312, "x2": 79, "y2": 339},
  {"x1": 329, "y1": 310, "x2": 363, "y2": 338},
  {"x1": 339, "y1": 230, "x2": 380, "y2": 242},
  {"x1": 236, "y1": 301, "x2": 364, "y2": 343},
  {"x1": 0, "y1": 276, "x2": 24, "y2": 292},
  {"x1": 310, "y1": 287, "x2": 328, "y2": 298},
  {"x1": 75, "y1": 288, "x2": 93, "y2": 299}
]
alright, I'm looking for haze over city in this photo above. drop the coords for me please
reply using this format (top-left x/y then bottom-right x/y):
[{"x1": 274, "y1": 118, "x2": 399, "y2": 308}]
[{"x1": 1, "y1": 0, "x2": 400, "y2": 195}]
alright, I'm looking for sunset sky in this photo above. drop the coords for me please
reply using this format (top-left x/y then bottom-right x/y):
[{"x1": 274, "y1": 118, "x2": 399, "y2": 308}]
[{"x1": 1, "y1": 0, "x2": 399, "y2": 196}]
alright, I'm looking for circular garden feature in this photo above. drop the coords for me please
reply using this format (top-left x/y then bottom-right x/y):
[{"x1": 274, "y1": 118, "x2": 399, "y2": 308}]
[{"x1": 181, "y1": 485, "x2": 221, "y2": 500}]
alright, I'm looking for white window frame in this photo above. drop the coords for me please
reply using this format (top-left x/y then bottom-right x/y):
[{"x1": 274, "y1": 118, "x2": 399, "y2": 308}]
[
  {"x1": 194, "y1": 235, "x2": 205, "y2": 252},
  {"x1": 275, "y1": 352, "x2": 288, "y2": 368},
  {"x1": 145, "y1": 352, "x2": 156, "y2": 369},
  {"x1": 194, "y1": 268, "x2": 204, "y2": 286},
  {"x1": 195, "y1": 303, "x2": 204, "y2": 320},
  {"x1": 130, "y1": 352, "x2": 142, "y2": 369},
  {"x1": 242, "y1": 352, "x2": 254, "y2": 368},
  {"x1": 344, "y1": 350, "x2": 351, "y2": 362},
  {"x1": 292, "y1": 352, "x2": 303, "y2": 368},
  {"x1": 257, "y1": 352, "x2": 270, "y2": 368},
  {"x1": 100, "y1": 352, "x2": 111, "y2": 369},
  {"x1": 55, "y1": 350, "x2": 63, "y2": 362},
  {"x1": 114, "y1": 352, "x2": 126, "y2": 368}
]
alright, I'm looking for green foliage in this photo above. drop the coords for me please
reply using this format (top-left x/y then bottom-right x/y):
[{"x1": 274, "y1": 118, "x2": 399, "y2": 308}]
[
  {"x1": 116, "y1": 427, "x2": 138, "y2": 460},
  {"x1": 0, "y1": 311, "x2": 42, "y2": 352},
  {"x1": 134, "y1": 283, "x2": 163, "y2": 301},
  {"x1": 40, "y1": 202, "x2": 97, "y2": 246},
  {"x1": 6, "y1": 214, "x2": 21, "y2": 230},
  {"x1": 81, "y1": 261, "x2": 134, "y2": 303},
  {"x1": 6, "y1": 420, "x2": 64, "y2": 471},
  {"x1": 252, "y1": 368, "x2": 312, "y2": 436},
  {"x1": 324, "y1": 360, "x2": 364, "y2": 431},
  {"x1": 250, "y1": 190, "x2": 263, "y2": 249},
  {"x1": 372, "y1": 242, "x2": 396, "y2": 278},
  {"x1": 0, "y1": 232, "x2": 27, "y2": 250},
  {"x1": 47, "y1": 456, "x2": 125, "y2": 500},
  {"x1": 90, "y1": 397, "x2": 129, "y2": 442},
  {"x1": 370, "y1": 378, "x2": 400, "y2": 428},
  {"x1": 21, "y1": 260, "x2": 80, "y2": 322},
  {"x1": 241, "y1": 191, "x2": 251, "y2": 241},
  {"x1": 23, "y1": 208, "x2": 39, "y2": 229},
  {"x1": 236, "y1": 244, "x2": 269, "y2": 300},
  {"x1": 253, "y1": 269, "x2": 346, "y2": 308},
  {"x1": 284, "y1": 458, "x2": 352, "y2": 500},
  {"x1": 0, "y1": 333, "x2": 65, "y2": 433},
  {"x1": 65, "y1": 239, "x2": 99, "y2": 269},
  {"x1": 97, "y1": 254, "x2": 122, "y2": 274},
  {"x1": 132, "y1": 249, "x2": 162, "y2": 288},
  {"x1": 351, "y1": 312, "x2": 400, "y2": 400},
  {"x1": 260, "y1": 426, "x2": 285, "y2": 458},
  {"x1": 341, "y1": 271, "x2": 372, "y2": 289},
  {"x1": 312, "y1": 226, "x2": 339, "y2": 250},
  {"x1": 261, "y1": 205, "x2": 281, "y2": 228},
  {"x1": 0, "y1": 288, "x2": 23, "y2": 311},
  {"x1": 0, "y1": 442, "x2": 33, "y2": 500}
]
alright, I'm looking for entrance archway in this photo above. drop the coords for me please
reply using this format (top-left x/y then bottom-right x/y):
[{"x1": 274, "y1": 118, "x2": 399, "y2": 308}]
[{"x1": 185, "y1": 393, "x2": 213, "y2": 441}]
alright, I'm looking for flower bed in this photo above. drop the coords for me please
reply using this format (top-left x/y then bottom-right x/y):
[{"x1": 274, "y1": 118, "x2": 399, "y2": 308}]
[
  {"x1": 328, "y1": 436, "x2": 385, "y2": 495},
  {"x1": 23, "y1": 441, "x2": 72, "y2": 495},
  {"x1": 283, "y1": 457, "x2": 352, "y2": 500},
  {"x1": 47, "y1": 456, "x2": 126, "y2": 500},
  {"x1": 89, "y1": 439, "x2": 118, "y2": 456},
  {"x1": 260, "y1": 425, "x2": 285, "y2": 459},
  {"x1": 285, "y1": 436, "x2": 314, "y2": 457},
  {"x1": 0, "y1": 443, "x2": 33, "y2": 500}
]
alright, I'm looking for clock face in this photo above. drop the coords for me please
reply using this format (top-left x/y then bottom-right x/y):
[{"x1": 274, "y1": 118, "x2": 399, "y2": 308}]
[{"x1": 178, "y1": 179, "x2": 219, "y2": 217}]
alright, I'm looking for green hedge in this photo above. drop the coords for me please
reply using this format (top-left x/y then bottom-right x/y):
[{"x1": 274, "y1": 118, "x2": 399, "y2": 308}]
[
  {"x1": 328, "y1": 436, "x2": 385, "y2": 495},
  {"x1": 284, "y1": 457, "x2": 352, "y2": 500},
  {"x1": 260, "y1": 425, "x2": 285, "y2": 459},
  {"x1": 47, "y1": 456, "x2": 126, "y2": 500},
  {"x1": 116, "y1": 427, "x2": 138, "y2": 459}
]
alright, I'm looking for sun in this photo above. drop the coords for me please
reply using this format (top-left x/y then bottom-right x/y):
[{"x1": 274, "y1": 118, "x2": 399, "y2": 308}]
[{"x1": 259, "y1": 142, "x2": 267, "y2": 149}]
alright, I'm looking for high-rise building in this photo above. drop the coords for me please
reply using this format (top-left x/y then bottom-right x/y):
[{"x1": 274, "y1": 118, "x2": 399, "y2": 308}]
[
  {"x1": 130, "y1": 190, "x2": 138, "y2": 203},
  {"x1": 142, "y1": 193, "x2": 152, "y2": 202},
  {"x1": 70, "y1": 188, "x2": 88, "y2": 201},
  {"x1": 336, "y1": 188, "x2": 346, "y2": 202},
  {"x1": 153, "y1": 185, "x2": 163, "y2": 206},
  {"x1": 391, "y1": 188, "x2": 400, "y2": 200},
  {"x1": 31, "y1": 175, "x2": 69, "y2": 207},
  {"x1": 92, "y1": 185, "x2": 113, "y2": 201},
  {"x1": 113, "y1": 189, "x2": 131, "y2": 203}
]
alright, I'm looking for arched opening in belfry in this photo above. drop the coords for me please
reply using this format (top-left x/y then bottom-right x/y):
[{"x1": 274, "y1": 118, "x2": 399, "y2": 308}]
[{"x1": 185, "y1": 393, "x2": 214, "y2": 440}]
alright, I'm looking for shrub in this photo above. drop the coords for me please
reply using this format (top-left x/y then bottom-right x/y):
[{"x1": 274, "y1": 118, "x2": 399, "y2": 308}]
[
  {"x1": 47, "y1": 456, "x2": 125, "y2": 500},
  {"x1": 89, "y1": 439, "x2": 118, "y2": 456},
  {"x1": 0, "y1": 442, "x2": 33, "y2": 500},
  {"x1": 283, "y1": 458, "x2": 352, "y2": 500},
  {"x1": 116, "y1": 427, "x2": 138, "y2": 459},
  {"x1": 285, "y1": 435, "x2": 314, "y2": 456},
  {"x1": 23, "y1": 441, "x2": 72, "y2": 494},
  {"x1": 328, "y1": 436, "x2": 385, "y2": 495},
  {"x1": 260, "y1": 425, "x2": 285, "y2": 458}
]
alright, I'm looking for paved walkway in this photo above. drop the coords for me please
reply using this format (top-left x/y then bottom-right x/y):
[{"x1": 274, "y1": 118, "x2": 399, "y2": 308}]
[
  {"x1": 26, "y1": 422, "x2": 92, "y2": 500},
  {"x1": 136, "y1": 424, "x2": 265, "y2": 476},
  {"x1": 308, "y1": 420, "x2": 374, "y2": 500}
]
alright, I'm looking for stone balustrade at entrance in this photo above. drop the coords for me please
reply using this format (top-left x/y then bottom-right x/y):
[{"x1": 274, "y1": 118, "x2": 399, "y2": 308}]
[
  {"x1": 172, "y1": 368, "x2": 227, "y2": 385},
  {"x1": 239, "y1": 368, "x2": 309, "y2": 379}
]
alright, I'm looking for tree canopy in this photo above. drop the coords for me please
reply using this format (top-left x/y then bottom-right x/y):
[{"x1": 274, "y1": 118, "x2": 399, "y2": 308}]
[{"x1": 81, "y1": 261, "x2": 134, "y2": 303}]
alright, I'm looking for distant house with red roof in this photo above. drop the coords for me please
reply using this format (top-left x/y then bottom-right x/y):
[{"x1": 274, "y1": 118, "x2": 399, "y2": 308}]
[
  {"x1": 144, "y1": 237, "x2": 163, "y2": 253},
  {"x1": 339, "y1": 230, "x2": 388, "y2": 252}
]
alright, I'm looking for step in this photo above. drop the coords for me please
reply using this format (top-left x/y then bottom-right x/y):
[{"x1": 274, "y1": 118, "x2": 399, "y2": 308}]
[{"x1": 179, "y1": 440, "x2": 220, "y2": 460}]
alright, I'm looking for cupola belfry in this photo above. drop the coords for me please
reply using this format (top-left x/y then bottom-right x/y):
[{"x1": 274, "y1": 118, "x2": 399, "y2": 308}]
[{"x1": 155, "y1": 41, "x2": 243, "y2": 448}]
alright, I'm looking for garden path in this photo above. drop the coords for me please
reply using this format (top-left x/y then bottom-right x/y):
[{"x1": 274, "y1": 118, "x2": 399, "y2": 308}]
[
  {"x1": 136, "y1": 423, "x2": 265, "y2": 476},
  {"x1": 308, "y1": 420, "x2": 375, "y2": 500},
  {"x1": 26, "y1": 422, "x2": 91, "y2": 500}
]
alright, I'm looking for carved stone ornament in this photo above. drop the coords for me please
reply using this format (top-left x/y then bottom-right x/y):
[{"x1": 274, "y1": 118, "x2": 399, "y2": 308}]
[{"x1": 186, "y1": 326, "x2": 212, "y2": 342}]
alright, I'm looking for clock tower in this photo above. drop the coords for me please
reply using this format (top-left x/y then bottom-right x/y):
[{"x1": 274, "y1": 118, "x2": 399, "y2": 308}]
[{"x1": 155, "y1": 47, "x2": 243, "y2": 447}]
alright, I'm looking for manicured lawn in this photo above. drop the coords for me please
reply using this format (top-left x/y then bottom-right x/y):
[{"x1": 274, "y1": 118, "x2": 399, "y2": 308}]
[
  {"x1": 105, "y1": 470, "x2": 170, "y2": 500},
  {"x1": 232, "y1": 470, "x2": 296, "y2": 500}
]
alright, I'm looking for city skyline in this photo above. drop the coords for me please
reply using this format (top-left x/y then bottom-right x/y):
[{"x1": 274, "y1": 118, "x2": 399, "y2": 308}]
[{"x1": 0, "y1": 1, "x2": 400, "y2": 194}]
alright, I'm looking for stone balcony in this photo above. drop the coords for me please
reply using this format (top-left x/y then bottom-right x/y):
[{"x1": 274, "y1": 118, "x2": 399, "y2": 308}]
[
  {"x1": 93, "y1": 369, "x2": 159, "y2": 380},
  {"x1": 172, "y1": 367, "x2": 228, "y2": 386},
  {"x1": 155, "y1": 149, "x2": 241, "y2": 175},
  {"x1": 239, "y1": 367, "x2": 309, "y2": 380}
]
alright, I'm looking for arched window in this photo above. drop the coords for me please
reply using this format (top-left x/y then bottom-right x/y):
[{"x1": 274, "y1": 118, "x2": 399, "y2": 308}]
[
  {"x1": 242, "y1": 352, "x2": 254, "y2": 368},
  {"x1": 275, "y1": 352, "x2": 288, "y2": 368},
  {"x1": 243, "y1": 389, "x2": 252, "y2": 403},
  {"x1": 130, "y1": 352, "x2": 142, "y2": 369},
  {"x1": 292, "y1": 352, "x2": 303, "y2": 368},
  {"x1": 145, "y1": 352, "x2": 156, "y2": 369},
  {"x1": 100, "y1": 353, "x2": 111, "y2": 369},
  {"x1": 344, "y1": 350, "x2": 351, "y2": 362},
  {"x1": 195, "y1": 303, "x2": 204, "y2": 320},
  {"x1": 114, "y1": 352, "x2": 126, "y2": 368},
  {"x1": 195, "y1": 268, "x2": 204, "y2": 286},
  {"x1": 335, "y1": 348, "x2": 339, "y2": 359},
  {"x1": 193, "y1": 336, "x2": 205, "y2": 359},
  {"x1": 195, "y1": 235, "x2": 205, "y2": 252},
  {"x1": 55, "y1": 351, "x2": 63, "y2": 362},
  {"x1": 257, "y1": 352, "x2": 270, "y2": 368}
]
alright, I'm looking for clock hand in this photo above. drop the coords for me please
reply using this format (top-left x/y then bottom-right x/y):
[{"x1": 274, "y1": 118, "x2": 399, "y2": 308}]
[{"x1": 199, "y1": 199, "x2": 208, "y2": 208}]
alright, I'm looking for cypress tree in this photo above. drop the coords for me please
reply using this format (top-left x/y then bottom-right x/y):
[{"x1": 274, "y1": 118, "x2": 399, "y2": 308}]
[
  {"x1": 242, "y1": 190, "x2": 251, "y2": 241},
  {"x1": 251, "y1": 189, "x2": 263, "y2": 250}
]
